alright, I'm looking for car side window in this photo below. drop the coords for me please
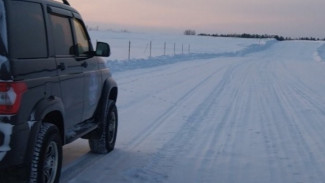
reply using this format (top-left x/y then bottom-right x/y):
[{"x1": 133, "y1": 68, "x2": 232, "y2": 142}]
[
  {"x1": 8, "y1": 1, "x2": 47, "y2": 59},
  {"x1": 50, "y1": 14, "x2": 74, "y2": 56},
  {"x1": 73, "y1": 19, "x2": 90, "y2": 56}
]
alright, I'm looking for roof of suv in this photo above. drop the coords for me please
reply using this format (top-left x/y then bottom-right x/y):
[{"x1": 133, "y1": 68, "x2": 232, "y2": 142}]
[
  {"x1": 5, "y1": 0, "x2": 80, "y2": 14},
  {"x1": 45, "y1": 0, "x2": 79, "y2": 12}
]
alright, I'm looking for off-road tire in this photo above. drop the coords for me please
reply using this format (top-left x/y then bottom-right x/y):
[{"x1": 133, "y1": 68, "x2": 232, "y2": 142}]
[
  {"x1": 30, "y1": 123, "x2": 62, "y2": 183},
  {"x1": 89, "y1": 101, "x2": 118, "y2": 154}
]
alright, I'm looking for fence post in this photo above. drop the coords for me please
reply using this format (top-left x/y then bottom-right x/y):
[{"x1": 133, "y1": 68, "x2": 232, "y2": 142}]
[
  {"x1": 149, "y1": 41, "x2": 152, "y2": 58},
  {"x1": 164, "y1": 42, "x2": 166, "y2": 56},
  {"x1": 182, "y1": 44, "x2": 184, "y2": 54},
  {"x1": 128, "y1": 40, "x2": 131, "y2": 61},
  {"x1": 174, "y1": 43, "x2": 176, "y2": 55}
]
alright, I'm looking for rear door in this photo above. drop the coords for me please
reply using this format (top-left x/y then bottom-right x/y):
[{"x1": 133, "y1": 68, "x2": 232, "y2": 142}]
[{"x1": 48, "y1": 7, "x2": 84, "y2": 130}]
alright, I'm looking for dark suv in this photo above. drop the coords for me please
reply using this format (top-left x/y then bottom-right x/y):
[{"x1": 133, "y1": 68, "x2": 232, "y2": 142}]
[{"x1": 0, "y1": 0, "x2": 118, "y2": 182}]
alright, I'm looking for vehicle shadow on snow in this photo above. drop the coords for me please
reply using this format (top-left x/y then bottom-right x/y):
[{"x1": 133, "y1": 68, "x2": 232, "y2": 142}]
[{"x1": 61, "y1": 143, "x2": 154, "y2": 182}]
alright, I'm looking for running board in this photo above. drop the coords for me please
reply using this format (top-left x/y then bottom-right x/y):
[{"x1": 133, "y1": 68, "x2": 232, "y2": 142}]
[{"x1": 65, "y1": 121, "x2": 98, "y2": 144}]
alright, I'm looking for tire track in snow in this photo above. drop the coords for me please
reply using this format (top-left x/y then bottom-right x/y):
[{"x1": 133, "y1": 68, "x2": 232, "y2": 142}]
[
  {"x1": 116, "y1": 60, "x2": 216, "y2": 110},
  {"x1": 248, "y1": 43, "x2": 325, "y2": 182},
  {"x1": 67, "y1": 59, "x2": 236, "y2": 182},
  {"x1": 187, "y1": 59, "x2": 254, "y2": 183},
  {"x1": 122, "y1": 59, "x2": 248, "y2": 182},
  {"x1": 62, "y1": 41, "x2": 325, "y2": 183},
  {"x1": 281, "y1": 63, "x2": 325, "y2": 153},
  {"x1": 207, "y1": 60, "x2": 266, "y2": 183},
  {"x1": 268, "y1": 79, "x2": 324, "y2": 182},
  {"x1": 253, "y1": 59, "x2": 301, "y2": 182},
  {"x1": 270, "y1": 65, "x2": 325, "y2": 181},
  {"x1": 62, "y1": 59, "x2": 234, "y2": 182},
  {"x1": 61, "y1": 59, "x2": 228, "y2": 182},
  {"x1": 122, "y1": 63, "x2": 230, "y2": 151},
  {"x1": 192, "y1": 58, "x2": 279, "y2": 183}
]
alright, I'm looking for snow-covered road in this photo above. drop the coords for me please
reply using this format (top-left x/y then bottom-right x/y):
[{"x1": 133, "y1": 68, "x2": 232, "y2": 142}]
[{"x1": 61, "y1": 40, "x2": 325, "y2": 183}]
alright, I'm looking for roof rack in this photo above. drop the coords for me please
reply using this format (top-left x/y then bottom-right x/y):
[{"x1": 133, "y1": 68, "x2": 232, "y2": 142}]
[{"x1": 62, "y1": 0, "x2": 70, "y2": 6}]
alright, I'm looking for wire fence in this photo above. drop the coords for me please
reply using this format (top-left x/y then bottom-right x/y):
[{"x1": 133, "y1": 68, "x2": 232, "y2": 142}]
[{"x1": 127, "y1": 40, "x2": 191, "y2": 61}]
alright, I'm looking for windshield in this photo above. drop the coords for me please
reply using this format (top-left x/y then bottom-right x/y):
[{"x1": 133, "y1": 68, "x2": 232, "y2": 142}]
[{"x1": 0, "y1": 0, "x2": 7, "y2": 57}]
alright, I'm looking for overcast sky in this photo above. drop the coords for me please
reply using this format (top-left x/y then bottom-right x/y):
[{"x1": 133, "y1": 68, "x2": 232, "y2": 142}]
[{"x1": 68, "y1": 0, "x2": 325, "y2": 38}]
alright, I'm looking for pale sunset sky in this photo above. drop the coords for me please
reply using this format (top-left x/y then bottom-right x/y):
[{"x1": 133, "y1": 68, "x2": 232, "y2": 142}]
[{"x1": 68, "y1": 0, "x2": 325, "y2": 38}]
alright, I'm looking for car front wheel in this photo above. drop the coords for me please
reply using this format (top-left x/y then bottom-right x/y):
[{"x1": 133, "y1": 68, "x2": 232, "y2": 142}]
[{"x1": 89, "y1": 100, "x2": 118, "y2": 154}]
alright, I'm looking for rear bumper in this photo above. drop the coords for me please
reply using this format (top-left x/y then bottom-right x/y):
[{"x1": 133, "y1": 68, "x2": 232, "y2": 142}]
[
  {"x1": 0, "y1": 122, "x2": 13, "y2": 163},
  {"x1": 0, "y1": 115, "x2": 33, "y2": 169}
]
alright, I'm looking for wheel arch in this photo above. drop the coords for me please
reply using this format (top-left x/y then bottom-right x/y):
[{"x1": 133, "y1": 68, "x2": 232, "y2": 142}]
[
  {"x1": 105, "y1": 77, "x2": 118, "y2": 103},
  {"x1": 41, "y1": 111, "x2": 64, "y2": 144},
  {"x1": 24, "y1": 96, "x2": 66, "y2": 168},
  {"x1": 32, "y1": 97, "x2": 65, "y2": 142},
  {"x1": 109, "y1": 86, "x2": 118, "y2": 102},
  {"x1": 86, "y1": 78, "x2": 118, "y2": 140}
]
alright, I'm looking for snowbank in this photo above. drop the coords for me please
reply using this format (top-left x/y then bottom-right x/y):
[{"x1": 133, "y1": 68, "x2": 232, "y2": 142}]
[
  {"x1": 89, "y1": 30, "x2": 269, "y2": 61},
  {"x1": 315, "y1": 43, "x2": 325, "y2": 62},
  {"x1": 105, "y1": 39, "x2": 277, "y2": 73}
]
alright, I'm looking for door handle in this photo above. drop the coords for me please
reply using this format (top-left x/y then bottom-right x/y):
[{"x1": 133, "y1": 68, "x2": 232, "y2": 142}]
[
  {"x1": 81, "y1": 62, "x2": 88, "y2": 68},
  {"x1": 57, "y1": 63, "x2": 66, "y2": 70}
]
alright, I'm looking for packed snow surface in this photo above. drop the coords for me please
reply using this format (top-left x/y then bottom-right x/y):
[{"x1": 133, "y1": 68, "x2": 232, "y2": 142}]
[{"x1": 61, "y1": 31, "x2": 325, "y2": 183}]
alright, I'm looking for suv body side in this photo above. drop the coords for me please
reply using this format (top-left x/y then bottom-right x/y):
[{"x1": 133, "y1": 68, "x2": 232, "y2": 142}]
[{"x1": 0, "y1": 0, "x2": 117, "y2": 171}]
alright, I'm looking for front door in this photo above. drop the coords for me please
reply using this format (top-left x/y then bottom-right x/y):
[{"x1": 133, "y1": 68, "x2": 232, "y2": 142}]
[{"x1": 71, "y1": 17, "x2": 102, "y2": 120}]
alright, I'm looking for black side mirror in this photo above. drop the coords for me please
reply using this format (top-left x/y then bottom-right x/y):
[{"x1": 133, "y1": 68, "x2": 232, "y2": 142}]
[{"x1": 96, "y1": 42, "x2": 110, "y2": 57}]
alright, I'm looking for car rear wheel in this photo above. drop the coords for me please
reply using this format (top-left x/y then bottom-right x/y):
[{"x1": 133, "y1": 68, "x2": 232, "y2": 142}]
[{"x1": 30, "y1": 123, "x2": 62, "y2": 183}]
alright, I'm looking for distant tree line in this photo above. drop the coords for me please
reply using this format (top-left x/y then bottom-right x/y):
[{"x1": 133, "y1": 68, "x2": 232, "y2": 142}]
[
  {"x1": 86, "y1": 25, "x2": 100, "y2": 31},
  {"x1": 184, "y1": 29, "x2": 196, "y2": 36},
  {"x1": 197, "y1": 33, "x2": 325, "y2": 41}
]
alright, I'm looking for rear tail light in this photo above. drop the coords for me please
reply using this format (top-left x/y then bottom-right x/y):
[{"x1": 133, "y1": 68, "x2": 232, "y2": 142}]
[{"x1": 0, "y1": 82, "x2": 27, "y2": 114}]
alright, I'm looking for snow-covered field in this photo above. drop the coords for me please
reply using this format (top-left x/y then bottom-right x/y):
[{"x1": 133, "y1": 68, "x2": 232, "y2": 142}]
[{"x1": 61, "y1": 31, "x2": 325, "y2": 183}]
